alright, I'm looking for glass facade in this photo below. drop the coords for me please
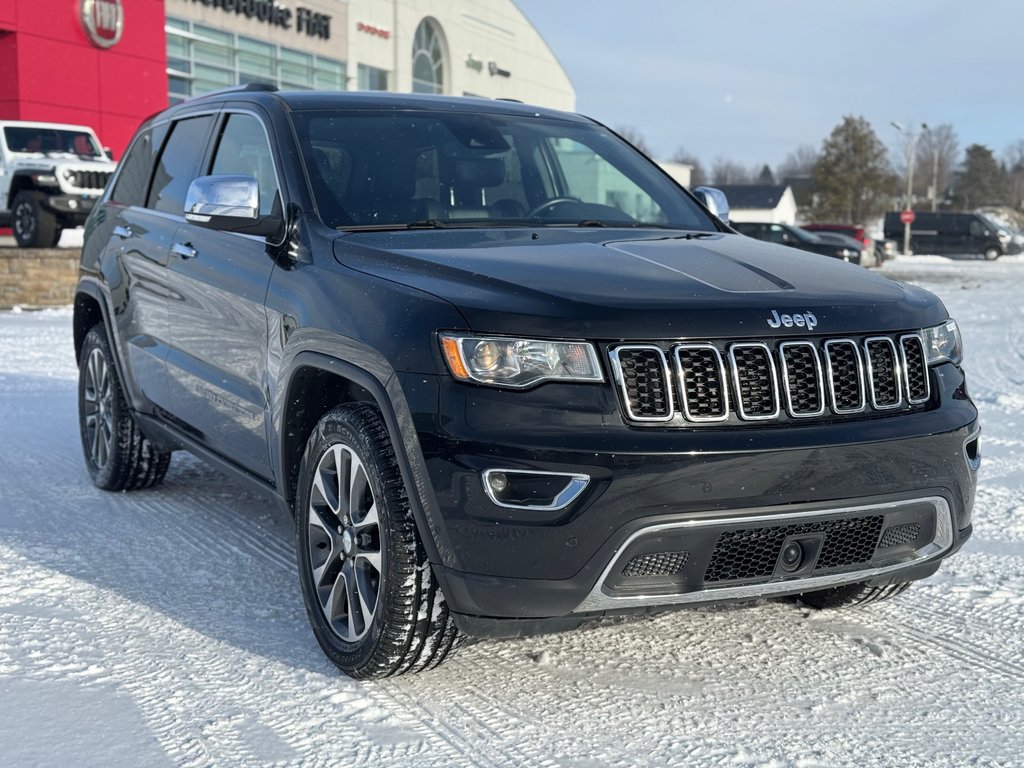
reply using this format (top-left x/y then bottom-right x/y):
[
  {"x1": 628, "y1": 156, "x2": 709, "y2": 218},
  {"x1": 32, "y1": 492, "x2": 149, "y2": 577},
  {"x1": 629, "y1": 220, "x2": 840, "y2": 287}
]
[
  {"x1": 357, "y1": 64, "x2": 389, "y2": 92},
  {"x1": 166, "y1": 19, "x2": 347, "y2": 104}
]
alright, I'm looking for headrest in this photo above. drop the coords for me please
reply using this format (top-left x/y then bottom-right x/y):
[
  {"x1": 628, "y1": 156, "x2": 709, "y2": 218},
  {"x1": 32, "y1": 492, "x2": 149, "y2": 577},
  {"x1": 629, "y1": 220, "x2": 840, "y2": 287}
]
[{"x1": 455, "y1": 157, "x2": 505, "y2": 187}]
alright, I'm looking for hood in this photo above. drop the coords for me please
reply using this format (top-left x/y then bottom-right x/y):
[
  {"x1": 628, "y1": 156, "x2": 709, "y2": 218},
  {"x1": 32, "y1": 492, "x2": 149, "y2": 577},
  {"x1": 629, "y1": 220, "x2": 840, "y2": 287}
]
[{"x1": 333, "y1": 228, "x2": 946, "y2": 339}]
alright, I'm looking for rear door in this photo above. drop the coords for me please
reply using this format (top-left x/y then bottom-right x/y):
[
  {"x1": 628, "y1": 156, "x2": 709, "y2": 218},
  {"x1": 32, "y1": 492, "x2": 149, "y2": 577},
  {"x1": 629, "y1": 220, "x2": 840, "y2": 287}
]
[
  {"x1": 162, "y1": 109, "x2": 282, "y2": 480},
  {"x1": 99, "y1": 121, "x2": 182, "y2": 413}
]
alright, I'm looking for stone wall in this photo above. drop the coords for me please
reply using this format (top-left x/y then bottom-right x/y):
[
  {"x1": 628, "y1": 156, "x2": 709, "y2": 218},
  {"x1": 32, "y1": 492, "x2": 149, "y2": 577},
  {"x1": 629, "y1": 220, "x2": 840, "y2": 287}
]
[{"x1": 0, "y1": 248, "x2": 80, "y2": 309}]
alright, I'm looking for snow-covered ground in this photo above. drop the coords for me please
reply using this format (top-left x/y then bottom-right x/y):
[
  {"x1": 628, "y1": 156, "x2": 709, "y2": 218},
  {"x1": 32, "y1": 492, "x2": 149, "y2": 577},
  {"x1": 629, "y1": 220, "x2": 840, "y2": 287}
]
[{"x1": 0, "y1": 256, "x2": 1022, "y2": 768}]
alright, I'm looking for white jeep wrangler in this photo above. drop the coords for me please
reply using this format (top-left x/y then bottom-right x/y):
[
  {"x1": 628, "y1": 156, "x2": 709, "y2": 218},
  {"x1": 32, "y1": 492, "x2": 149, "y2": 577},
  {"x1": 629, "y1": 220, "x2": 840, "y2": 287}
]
[{"x1": 0, "y1": 121, "x2": 117, "y2": 248}]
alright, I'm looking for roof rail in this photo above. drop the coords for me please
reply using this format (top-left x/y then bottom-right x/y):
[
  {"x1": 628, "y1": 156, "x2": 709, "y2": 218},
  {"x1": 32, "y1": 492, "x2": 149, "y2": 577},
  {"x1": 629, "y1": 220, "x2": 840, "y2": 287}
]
[{"x1": 186, "y1": 82, "x2": 278, "y2": 102}]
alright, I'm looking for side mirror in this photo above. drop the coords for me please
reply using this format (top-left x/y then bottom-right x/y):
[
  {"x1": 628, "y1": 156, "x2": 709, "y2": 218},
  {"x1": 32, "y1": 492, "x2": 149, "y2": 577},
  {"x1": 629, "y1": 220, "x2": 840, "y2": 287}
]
[
  {"x1": 104, "y1": 147, "x2": 116, "y2": 161},
  {"x1": 693, "y1": 186, "x2": 730, "y2": 224},
  {"x1": 185, "y1": 175, "x2": 281, "y2": 237}
]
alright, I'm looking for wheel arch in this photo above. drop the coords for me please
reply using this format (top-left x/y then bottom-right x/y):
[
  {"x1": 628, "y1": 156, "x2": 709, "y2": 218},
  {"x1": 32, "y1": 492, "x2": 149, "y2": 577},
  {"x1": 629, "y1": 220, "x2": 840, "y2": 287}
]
[
  {"x1": 73, "y1": 282, "x2": 110, "y2": 363},
  {"x1": 279, "y1": 352, "x2": 446, "y2": 566}
]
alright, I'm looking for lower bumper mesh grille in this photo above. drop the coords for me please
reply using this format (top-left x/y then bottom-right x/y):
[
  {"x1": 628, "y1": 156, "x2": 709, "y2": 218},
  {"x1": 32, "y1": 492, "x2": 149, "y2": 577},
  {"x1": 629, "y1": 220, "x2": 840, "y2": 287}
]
[
  {"x1": 704, "y1": 515, "x2": 884, "y2": 583},
  {"x1": 621, "y1": 551, "x2": 690, "y2": 577}
]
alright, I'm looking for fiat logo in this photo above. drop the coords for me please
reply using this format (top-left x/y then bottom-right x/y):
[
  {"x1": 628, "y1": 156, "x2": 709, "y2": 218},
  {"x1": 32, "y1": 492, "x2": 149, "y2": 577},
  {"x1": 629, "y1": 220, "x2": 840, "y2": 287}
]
[{"x1": 80, "y1": 0, "x2": 124, "y2": 49}]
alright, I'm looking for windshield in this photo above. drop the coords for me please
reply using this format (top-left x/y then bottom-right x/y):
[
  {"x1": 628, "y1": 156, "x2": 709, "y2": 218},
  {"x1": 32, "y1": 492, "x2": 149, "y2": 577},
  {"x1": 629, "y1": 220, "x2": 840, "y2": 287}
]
[
  {"x1": 3, "y1": 126, "x2": 103, "y2": 158},
  {"x1": 291, "y1": 109, "x2": 718, "y2": 231}
]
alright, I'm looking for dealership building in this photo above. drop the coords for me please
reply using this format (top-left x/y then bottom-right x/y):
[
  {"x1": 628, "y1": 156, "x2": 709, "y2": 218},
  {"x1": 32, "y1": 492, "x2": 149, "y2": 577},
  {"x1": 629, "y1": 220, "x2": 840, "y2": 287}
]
[{"x1": 0, "y1": 0, "x2": 575, "y2": 155}]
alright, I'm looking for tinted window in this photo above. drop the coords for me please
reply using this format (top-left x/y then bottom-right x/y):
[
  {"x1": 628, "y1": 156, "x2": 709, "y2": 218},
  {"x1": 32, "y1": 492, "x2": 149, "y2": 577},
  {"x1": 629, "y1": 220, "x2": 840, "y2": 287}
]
[
  {"x1": 291, "y1": 109, "x2": 717, "y2": 231},
  {"x1": 109, "y1": 130, "x2": 153, "y2": 206},
  {"x1": 3, "y1": 126, "x2": 102, "y2": 157},
  {"x1": 209, "y1": 113, "x2": 280, "y2": 217},
  {"x1": 147, "y1": 115, "x2": 214, "y2": 214}
]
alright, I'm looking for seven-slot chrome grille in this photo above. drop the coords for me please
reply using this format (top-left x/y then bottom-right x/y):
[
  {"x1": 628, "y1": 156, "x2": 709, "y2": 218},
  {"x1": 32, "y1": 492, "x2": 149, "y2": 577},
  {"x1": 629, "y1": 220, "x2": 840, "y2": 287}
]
[
  {"x1": 67, "y1": 169, "x2": 113, "y2": 191},
  {"x1": 609, "y1": 333, "x2": 930, "y2": 426}
]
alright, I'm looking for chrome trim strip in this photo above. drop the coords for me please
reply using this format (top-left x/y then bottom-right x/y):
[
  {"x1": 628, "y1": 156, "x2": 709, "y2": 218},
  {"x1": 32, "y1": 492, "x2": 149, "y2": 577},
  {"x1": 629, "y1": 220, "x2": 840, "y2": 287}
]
[
  {"x1": 574, "y1": 497, "x2": 953, "y2": 613},
  {"x1": 899, "y1": 333, "x2": 931, "y2": 405},
  {"x1": 481, "y1": 468, "x2": 590, "y2": 511},
  {"x1": 673, "y1": 343, "x2": 730, "y2": 423},
  {"x1": 864, "y1": 336, "x2": 904, "y2": 410},
  {"x1": 609, "y1": 345, "x2": 675, "y2": 423},
  {"x1": 823, "y1": 339, "x2": 867, "y2": 414},
  {"x1": 778, "y1": 341, "x2": 826, "y2": 418},
  {"x1": 728, "y1": 342, "x2": 780, "y2": 421},
  {"x1": 962, "y1": 427, "x2": 982, "y2": 472}
]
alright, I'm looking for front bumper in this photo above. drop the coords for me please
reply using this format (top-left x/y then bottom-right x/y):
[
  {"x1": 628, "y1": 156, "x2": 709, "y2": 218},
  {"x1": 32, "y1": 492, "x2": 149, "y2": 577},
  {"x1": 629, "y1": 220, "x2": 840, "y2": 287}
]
[
  {"x1": 44, "y1": 192, "x2": 97, "y2": 222},
  {"x1": 396, "y1": 363, "x2": 978, "y2": 635}
]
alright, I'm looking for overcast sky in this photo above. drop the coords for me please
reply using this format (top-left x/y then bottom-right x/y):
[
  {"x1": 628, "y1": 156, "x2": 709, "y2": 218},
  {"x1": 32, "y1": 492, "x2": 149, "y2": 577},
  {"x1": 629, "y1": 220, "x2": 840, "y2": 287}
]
[{"x1": 514, "y1": 0, "x2": 1024, "y2": 171}]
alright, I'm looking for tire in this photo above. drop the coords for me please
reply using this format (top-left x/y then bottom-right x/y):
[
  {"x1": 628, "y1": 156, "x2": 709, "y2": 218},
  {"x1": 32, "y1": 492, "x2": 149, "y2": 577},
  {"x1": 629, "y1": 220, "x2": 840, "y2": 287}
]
[
  {"x1": 798, "y1": 581, "x2": 910, "y2": 609},
  {"x1": 983, "y1": 247, "x2": 1000, "y2": 261},
  {"x1": 11, "y1": 190, "x2": 59, "y2": 248},
  {"x1": 78, "y1": 324, "x2": 172, "y2": 490},
  {"x1": 295, "y1": 403, "x2": 461, "y2": 678}
]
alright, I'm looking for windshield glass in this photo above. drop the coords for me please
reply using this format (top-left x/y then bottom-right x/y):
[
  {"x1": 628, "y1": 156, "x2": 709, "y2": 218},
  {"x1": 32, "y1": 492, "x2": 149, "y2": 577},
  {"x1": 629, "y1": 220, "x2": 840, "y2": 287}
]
[
  {"x1": 3, "y1": 126, "x2": 103, "y2": 158},
  {"x1": 291, "y1": 109, "x2": 718, "y2": 231}
]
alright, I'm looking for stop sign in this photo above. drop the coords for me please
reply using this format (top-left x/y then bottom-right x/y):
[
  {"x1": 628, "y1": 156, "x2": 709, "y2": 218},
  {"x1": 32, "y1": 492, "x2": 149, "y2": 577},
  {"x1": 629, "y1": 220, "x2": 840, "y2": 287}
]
[{"x1": 900, "y1": 210, "x2": 916, "y2": 224}]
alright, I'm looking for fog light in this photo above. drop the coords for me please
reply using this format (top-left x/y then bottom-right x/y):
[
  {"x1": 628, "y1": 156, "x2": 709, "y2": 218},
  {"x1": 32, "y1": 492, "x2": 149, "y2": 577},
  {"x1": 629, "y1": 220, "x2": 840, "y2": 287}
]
[
  {"x1": 488, "y1": 471, "x2": 508, "y2": 494},
  {"x1": 481, "y1": 469, "x2": 590, "y2": 511},
  {"x1": 68, "y1": 199, "x2": 78, "y2": 210}
]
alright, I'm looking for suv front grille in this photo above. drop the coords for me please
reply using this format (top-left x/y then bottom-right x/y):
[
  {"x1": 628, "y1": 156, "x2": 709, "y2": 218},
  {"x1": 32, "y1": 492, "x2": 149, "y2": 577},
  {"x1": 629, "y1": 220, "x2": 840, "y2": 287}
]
[
  {"x1": 68, "y1": 170, "x2": 112, "y2": 191},
  {"x1": 611, "y1": 333, "x2": 930, "y2": 426}
]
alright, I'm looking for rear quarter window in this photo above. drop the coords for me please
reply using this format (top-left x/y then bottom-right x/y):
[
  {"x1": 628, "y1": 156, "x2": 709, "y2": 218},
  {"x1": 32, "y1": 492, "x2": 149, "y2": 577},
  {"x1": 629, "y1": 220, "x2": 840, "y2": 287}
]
[{"x1": 109, "y1": 131, "x2": 154, "y2": 206}]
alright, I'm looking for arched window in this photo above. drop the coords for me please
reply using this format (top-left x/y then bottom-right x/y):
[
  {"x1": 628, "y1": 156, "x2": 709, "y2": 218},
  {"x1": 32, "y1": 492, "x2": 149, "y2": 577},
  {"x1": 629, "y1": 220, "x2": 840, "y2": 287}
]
[{"x1": 411, "y1": 18, "x2": 446, "y2": 94}]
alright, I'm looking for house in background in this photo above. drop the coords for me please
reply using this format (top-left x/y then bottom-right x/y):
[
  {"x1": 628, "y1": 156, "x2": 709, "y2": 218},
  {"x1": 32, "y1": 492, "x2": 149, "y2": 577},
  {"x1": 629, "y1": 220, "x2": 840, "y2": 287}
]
[
  {"x1": 714, "y1": 184, "x2": 797, "y2": 224},
  {"x1": 657, "y1": 161, "x2": 692, "y2": 189}
]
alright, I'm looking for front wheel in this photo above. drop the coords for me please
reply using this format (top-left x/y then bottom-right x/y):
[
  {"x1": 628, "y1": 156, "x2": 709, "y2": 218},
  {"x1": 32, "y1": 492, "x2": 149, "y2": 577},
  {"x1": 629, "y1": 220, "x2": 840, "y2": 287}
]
[
  {"x1": 797, "y1": 581, "x2": 910, "y2": 609},
  {"x1": 12, "y1": 191, "x2": 59, "y2": 248},
  {"x1": 78, "y1": 324, "x2": 171, "y2": 490},
  {"x1": 295, "y1": 403, "x2": 461, "y2": 678},
  {"x1": 983, "y1": 247, "x2": 1001, "y2": 261}
]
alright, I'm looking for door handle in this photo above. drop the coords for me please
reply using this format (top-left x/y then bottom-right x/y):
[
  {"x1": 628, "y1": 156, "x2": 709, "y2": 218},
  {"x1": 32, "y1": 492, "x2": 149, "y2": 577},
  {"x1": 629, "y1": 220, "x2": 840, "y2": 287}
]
[
  {"x1": 171, "y1": 242, "x2": 197, "y2": 260},
  {"x1": 113, "y1": 225, "x2": 133, "y2": 239}
]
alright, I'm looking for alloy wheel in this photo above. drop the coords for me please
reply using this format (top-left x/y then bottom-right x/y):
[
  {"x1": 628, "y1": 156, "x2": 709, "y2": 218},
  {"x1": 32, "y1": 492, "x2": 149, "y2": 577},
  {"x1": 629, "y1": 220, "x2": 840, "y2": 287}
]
[
  {"x1": 306, "y1": 443, "x2": 383, "y2": 642},
  {"x1": 82, "y1": 347, "x2": 114, "y2": 469}
]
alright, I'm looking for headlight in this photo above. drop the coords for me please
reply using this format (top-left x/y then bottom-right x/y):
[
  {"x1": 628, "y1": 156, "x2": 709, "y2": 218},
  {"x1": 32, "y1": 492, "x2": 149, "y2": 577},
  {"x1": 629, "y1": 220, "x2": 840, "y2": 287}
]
[
  {"x1": 439, "y1": 333, "x2": 603, "y2": 388},
  {"x1": 922, "y1": 319, "x2": 962, "y2": 365}
]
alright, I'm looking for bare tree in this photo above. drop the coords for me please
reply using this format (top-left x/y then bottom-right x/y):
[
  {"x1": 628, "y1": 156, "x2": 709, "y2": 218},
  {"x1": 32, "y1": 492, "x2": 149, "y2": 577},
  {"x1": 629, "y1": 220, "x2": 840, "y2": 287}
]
[
  {"x1": 1004, "y1": 139, "x2": 1024, "y2": 210},
  {"x1": 671, "y1": 148, "x2": 707, "y2": 186},
  {"x1": 777, "y1": 144, "x2": 820, "y2": 181},
  {"x1": 915, "y1": 124, "x2": 959, "y2": 210},
  {"x1": 615, "y1": 126, "x2": 652, "y2": 158},
  {"x1": 710, "y1": 158, "x2": 753, "y2": 185}
]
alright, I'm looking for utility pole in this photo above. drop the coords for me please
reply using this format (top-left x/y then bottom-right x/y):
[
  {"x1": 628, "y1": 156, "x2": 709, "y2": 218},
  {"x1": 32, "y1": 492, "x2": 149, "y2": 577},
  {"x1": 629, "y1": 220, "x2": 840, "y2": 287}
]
[
  {"x1": 922, "y1": 123, "x2": 939, "y2": 212},
  {"x1": 892, "y1": 121, "x2": 917, "y2": 255}
]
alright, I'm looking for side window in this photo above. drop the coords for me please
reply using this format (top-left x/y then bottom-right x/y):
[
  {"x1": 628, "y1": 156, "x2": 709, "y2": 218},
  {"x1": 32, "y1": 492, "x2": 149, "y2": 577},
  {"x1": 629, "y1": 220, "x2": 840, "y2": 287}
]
[
  {"x1": 767, "y1": 225, "x2": 787, "y2": 244},
  {"x1": 146, "y1": 115, "x2": 214, "y2": 215},
  {"x1": 209, "y1": 113, "x2": 281, "y2": 217},
  {"x1": 109, "y1": 131, "x2": 153, "y2": 206},
  {"x1": 969, "y1": 219, "x2": 989, "y2": 238}
]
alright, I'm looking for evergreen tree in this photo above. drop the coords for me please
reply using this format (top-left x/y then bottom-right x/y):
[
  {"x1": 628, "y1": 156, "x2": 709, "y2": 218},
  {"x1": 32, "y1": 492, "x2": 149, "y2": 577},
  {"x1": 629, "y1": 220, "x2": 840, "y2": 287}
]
[
  {"x1": 953, "y1": 144, "x2": 1009, "y2": 209},
  {"x1": 810, "y1": 116, "x2": 898, "y2": 224}
]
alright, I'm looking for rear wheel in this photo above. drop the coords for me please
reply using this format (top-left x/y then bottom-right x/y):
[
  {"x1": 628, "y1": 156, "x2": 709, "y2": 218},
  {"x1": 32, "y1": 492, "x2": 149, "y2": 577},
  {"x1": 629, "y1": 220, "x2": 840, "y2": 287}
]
[
  {"x1": 12, "y1": 191, "x2": 59, "y2": 248},
  {"x1": 78, "y1": 324, "x2": 171, "y2": 490},
  {"x1": 295, "y1": 403, "x2": 461, "y2": 678},
  {"x1": 798, "y1": 581, "x2": 910, "y2": 609}
]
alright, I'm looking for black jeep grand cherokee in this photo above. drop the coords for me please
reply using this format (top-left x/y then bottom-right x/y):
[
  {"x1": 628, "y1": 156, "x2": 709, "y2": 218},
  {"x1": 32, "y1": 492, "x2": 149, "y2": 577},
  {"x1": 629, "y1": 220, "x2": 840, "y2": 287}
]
[{"x1": 74, "y1": 86, "x2": 979, "y2": 678}]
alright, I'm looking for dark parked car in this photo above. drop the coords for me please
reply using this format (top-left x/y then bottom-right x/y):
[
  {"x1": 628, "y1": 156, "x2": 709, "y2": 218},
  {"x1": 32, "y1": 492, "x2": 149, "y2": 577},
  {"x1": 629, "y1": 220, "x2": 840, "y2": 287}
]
[
  {"x1": 732, "y1": 221, "x2": 861, "y2": 263},
  {"x1": 883, "y1": 211, "x2": 1010, "y2": 259},
  {"x1": 801, "y1": 222, "x2": 877, "y2": 267},
  {"x1": 74, "y1": 86, "x2": 979, "y2": 678}
]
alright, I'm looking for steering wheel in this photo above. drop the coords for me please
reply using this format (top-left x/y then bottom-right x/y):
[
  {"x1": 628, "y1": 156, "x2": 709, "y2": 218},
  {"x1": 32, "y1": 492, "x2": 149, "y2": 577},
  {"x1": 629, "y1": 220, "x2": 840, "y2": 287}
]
[{"x1": 526, "y1": 197, "x2": 581, "y2": 218}]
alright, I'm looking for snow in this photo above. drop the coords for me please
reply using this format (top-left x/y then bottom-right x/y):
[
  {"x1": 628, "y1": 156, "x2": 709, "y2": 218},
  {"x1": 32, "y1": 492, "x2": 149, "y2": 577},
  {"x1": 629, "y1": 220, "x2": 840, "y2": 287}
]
[{"x1": 1, "y1": 256, "x2": 1023, "y2": 767}]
